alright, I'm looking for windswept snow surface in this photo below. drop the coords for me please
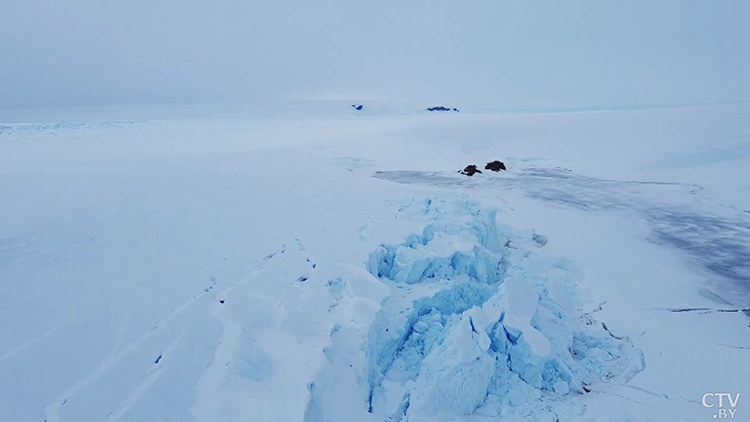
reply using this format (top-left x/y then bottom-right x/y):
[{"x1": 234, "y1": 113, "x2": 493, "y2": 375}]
[{"x1": 1, "y1": 103, "x2": 749, "y2": 422}]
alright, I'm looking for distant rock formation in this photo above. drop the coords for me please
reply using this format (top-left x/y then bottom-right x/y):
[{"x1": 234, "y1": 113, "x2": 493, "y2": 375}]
[
  {"x1": 427, "y1": 106, "x2": 459, "y2": 112},
  {"x1": 458, "y1": 161, "x2": 506, "y2": 176},
  {"x1": 484, "y1": 160, "x2": 506, "y2": 172},
  {"x1": 352, "y1": 104, "x2": 364, "y2": 111},
  {"x1": 459, "y1": 165, "x2": 482, "y2": 176}
]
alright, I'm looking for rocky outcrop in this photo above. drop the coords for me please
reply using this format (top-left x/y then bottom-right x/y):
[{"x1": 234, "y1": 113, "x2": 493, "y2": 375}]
[
  {"x1": 458, "y1": 161, "x2": 507, "y2": 176},
  {"x1": 459, "y1": 165, "x2": 482, "y2": 176},
  {"x1": 427, "y1": 106, "x2": 459, "y2": 112},
  {"x1": 485, "y1": 161, "x2": 506, "y2": 172}
]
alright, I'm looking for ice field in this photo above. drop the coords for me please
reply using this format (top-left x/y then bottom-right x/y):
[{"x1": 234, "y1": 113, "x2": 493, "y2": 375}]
[{"x1": 1, "y1": 102, "x2": 749, "y2": 422}]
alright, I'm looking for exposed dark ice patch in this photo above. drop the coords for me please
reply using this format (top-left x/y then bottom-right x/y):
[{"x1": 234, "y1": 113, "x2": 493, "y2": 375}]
[
  {"x1": 374, "y1": 168, "x2": 750, "y2": 307},
  {"x1": 649, "y1": 307, "x2": 750, "y2": 314}
]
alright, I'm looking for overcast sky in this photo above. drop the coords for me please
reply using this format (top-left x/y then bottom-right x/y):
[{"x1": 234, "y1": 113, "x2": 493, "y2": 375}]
[{"x1": 2, "y1": 0, "x2": 749, "y2": 110}]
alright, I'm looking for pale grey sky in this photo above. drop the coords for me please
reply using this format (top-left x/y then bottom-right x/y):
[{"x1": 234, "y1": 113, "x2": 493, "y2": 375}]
[{"x1": 2, "y1": 0, "x2": 749, "y2": 110}]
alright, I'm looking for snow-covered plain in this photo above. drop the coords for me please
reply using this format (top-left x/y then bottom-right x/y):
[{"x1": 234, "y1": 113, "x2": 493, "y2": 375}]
[{"x1": 1, "y1": 102, "x2": 749, "y2": 422}]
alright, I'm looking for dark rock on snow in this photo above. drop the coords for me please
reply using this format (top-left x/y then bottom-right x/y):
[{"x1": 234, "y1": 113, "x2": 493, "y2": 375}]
[
  {"x1": 427, "y1": 106, "x2": 459, "y2": 112},
  {"x1": 459, "y1": 165, "x2": 482, "y2": 176},
  {"x1": 458, "y1": 161, "x2": 507, "y2": 176},
  {"x1": 484, "y1": 160, "x2": 506, "y2": 172}
]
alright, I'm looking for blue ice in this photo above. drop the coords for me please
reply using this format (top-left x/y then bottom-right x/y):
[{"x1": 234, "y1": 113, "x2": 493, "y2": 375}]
[{"x1": 363, "y1": 197, "x2": 644, "y2": 419}]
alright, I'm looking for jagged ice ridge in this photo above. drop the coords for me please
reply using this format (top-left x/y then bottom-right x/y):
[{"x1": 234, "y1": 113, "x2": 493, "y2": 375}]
[{"x1": 362, "y1": 200, "x2": 645, "y2": 421}]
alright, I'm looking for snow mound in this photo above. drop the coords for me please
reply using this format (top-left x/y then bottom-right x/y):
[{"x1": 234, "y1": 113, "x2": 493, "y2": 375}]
[{"x1": 362, "y1": 200, "x2": 644, "y2": 421}]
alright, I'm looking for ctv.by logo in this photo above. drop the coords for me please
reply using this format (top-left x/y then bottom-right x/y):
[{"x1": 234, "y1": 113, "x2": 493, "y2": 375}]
[{"x1": 702, "y1": 393, "x2": 740, "y2": 419}]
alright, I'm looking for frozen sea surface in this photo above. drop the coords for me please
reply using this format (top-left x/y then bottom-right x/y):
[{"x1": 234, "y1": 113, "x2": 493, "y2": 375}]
[{"x1": 1, "y1": 103, "x2": 749, "y2": 422}]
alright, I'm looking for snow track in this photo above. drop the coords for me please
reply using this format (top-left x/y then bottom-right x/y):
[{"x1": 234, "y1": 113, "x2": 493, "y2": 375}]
[
  {"x1": 0, "y1": 311, "x2": 73, "y2": 364},
  {"x1": 102, "y1": 329, "x2": 187, "y2": 422},
  {"x1": 191, "y1": 247, "x2": 283, "y2": 421},
  {"x1": 43, "y1": 279, "x2": 217, "y2": 422}
]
